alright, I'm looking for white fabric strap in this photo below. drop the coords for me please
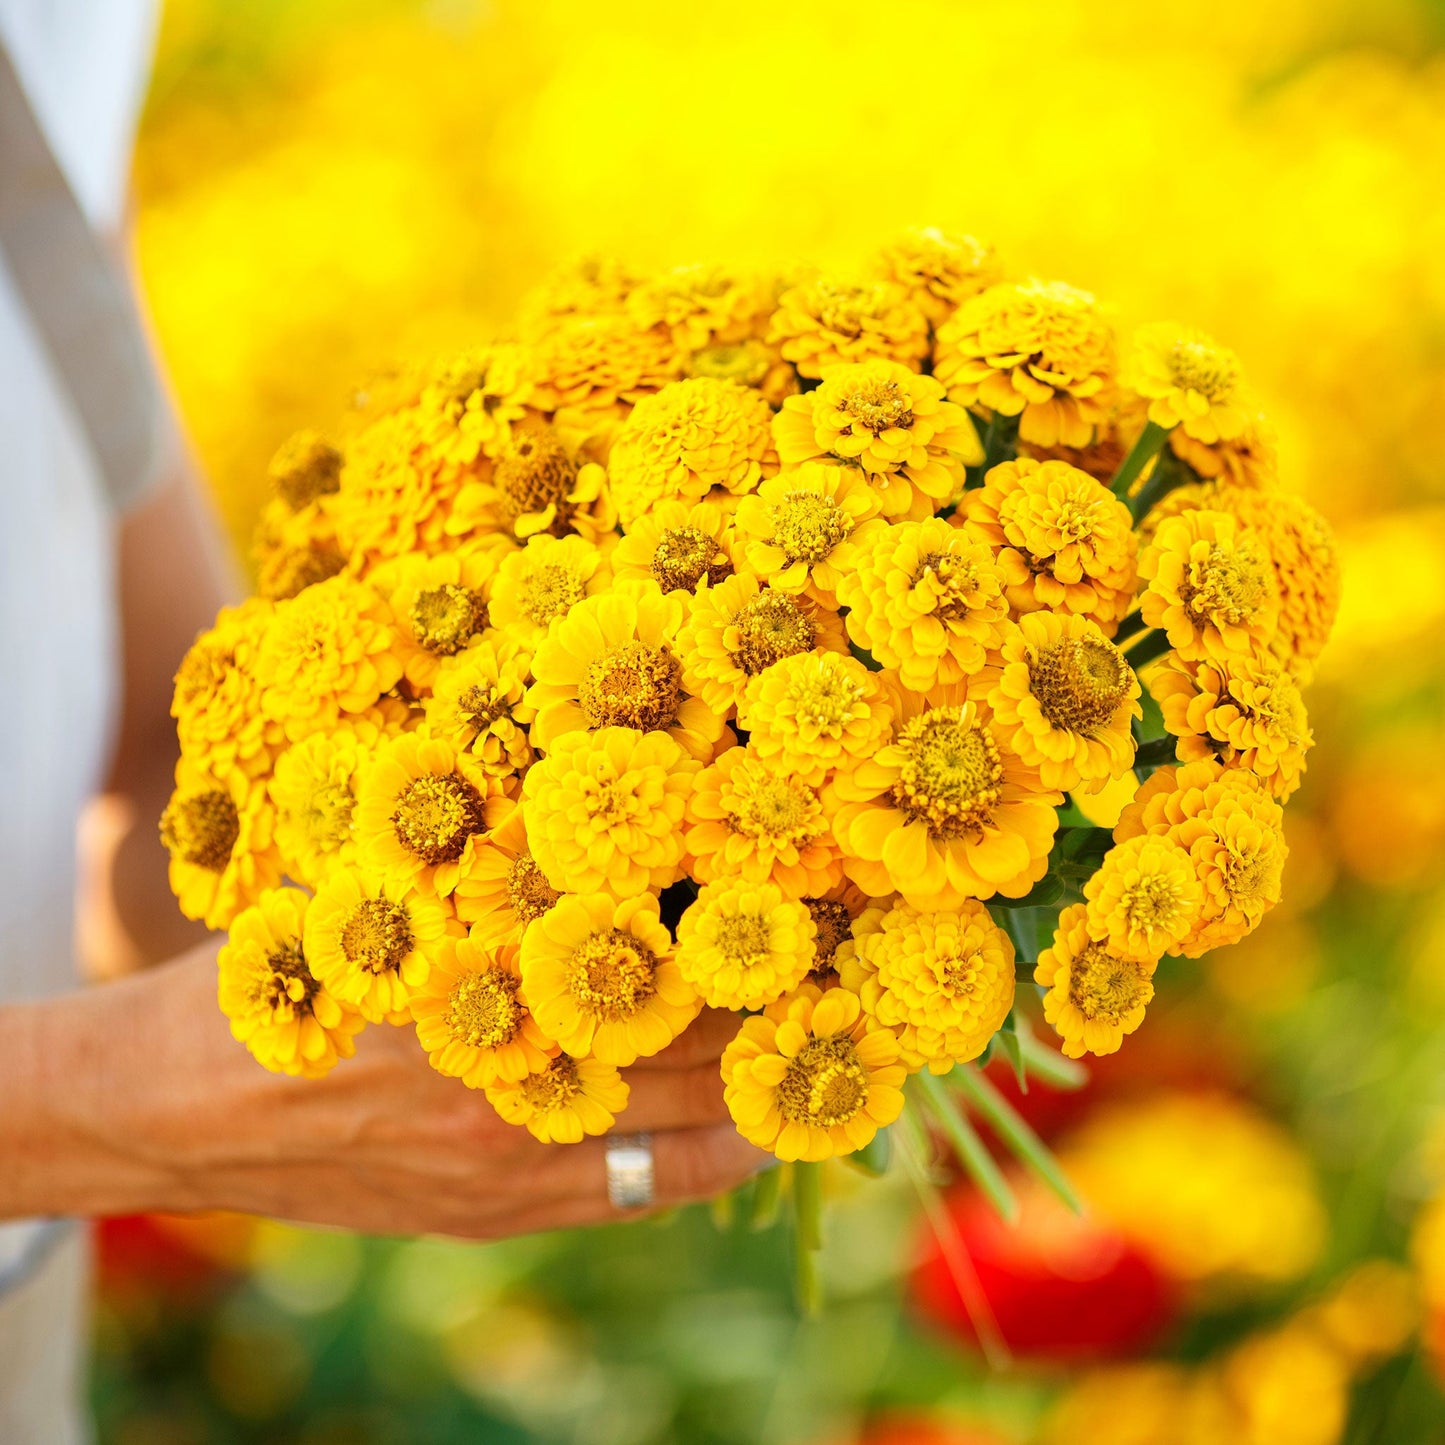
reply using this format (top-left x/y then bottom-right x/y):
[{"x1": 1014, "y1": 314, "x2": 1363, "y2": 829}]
[{"x1": 0, "y1": 37, "x2": 160, "y2": 513}]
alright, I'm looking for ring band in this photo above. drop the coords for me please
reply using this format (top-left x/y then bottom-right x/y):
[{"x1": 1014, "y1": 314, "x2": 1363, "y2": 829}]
[{"x1": 605, "y1": 1132, "x2": 655, "y2": 1211}]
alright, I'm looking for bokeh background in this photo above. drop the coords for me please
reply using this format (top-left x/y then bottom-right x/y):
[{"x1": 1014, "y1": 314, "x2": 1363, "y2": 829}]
[{"x1": 97, "y1": 0, "x2": 1445, "y2": 1440}]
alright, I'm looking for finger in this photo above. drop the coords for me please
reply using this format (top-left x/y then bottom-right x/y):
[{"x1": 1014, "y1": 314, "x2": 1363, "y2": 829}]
[
  {"x1": 628, "y1": 1007, "x2": 740, "y2": 1071},
  {"x1": 620, "y1": 1057, "x2": 727, "y2": 1132}
]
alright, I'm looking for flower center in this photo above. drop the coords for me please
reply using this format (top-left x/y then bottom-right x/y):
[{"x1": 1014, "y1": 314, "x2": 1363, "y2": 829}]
[
  {"x1": 270, "y1": 434, "x2": 342, "y2": 509},
  {"x1": 784, "y1": 660, "x2": 868, "y2": 732},
  {"x1": 728, "y1": 774, "x2": 819, "y2": 845},
  {"x1": 391, "y1": 774, "x2": 487, "y2": 864},
  {"x1": 411, "y1": 584, "x2": 489, "y2": 655},
  {"x1": 727, "y1": 592, "x2": 817, "y2": 675},
  {"x1": 567, "y1": 928, "x2": 659, "y2": 1021},
  {"x1": 912, "y1": 551, "x2": 983, "y2": 619},
  {"x1": 507, "y1": 852, "x2": 561, "y2": 925},
  {"x1": 778, "y1": 1035, "x2": 868, "y2": 1128},
  {"x1": 578, "y1": 641, "x2": 684, "y2": 733},
  {"x1": 769, "y1": 492, "x2": 852, "y2": 565},
  {"x1": 1067, "y1": 945, "x2": 1151, "y2": 1022},
  {"x1": 445, "y1": 966, "x2": 524, "y2": 1049},
  {"x1": 252, "y1": 937, "x2": 319, "y2": 1018},
  {"x1": 840, "y1": 377, "x2": 913, "y2": 436},
  {"x1": 172, "y1": 638, "x2": 234, "y2": 710},
  {"x1": 1221, "y1": 842, "x2": 1272, "y2": 905},
  {"x1": 260, "y1": 542, "x2": 347, "y2": 601},
  {"x1": 811, "y1": 283, "x2": 877, "y2": 339},
  {"x1": 457, "y1": 683, "x2": 513, "y2": 736},
  {"x1": 935, "y1": 947, "x2": 983, "y2": 996},
  {"x1": 1168, "y1": 339, "x2": 1240, "y2": 403},
  {"x1": 805, "y1": 899, "x2": 853, "y2": 976},
  {"x1": 651, "y1": 526, "x2": 734, "y2": 592},
  {"x1": 1120, "y1": 875, "x2": 1189, "y2": 934},
  {"x1": 297, "y1": 781, "x2": 355, "y2": 855},
  {"x1": 520, "y1": 1054, "x2": 583, "y2": 1112},
  {"x1": 689, "y1": 341, "x2": 770, "y2": 389},
  {"x1": 713, "y1": 911, "x2": 774, "y2": 964},
  {"x1": 519, "y1": 562, "x2": 587, "y2": 627},
  {"x1": 494, "y1": 428, "x2": 578, "y2": 529},
  {"x1": 339, "y1": 897, "x2": 414, "y2": 975},
  {"x1": 160, "y1": 790, "x2": 240, "y2": 871},
  {"x1": 1181, "y1": 543, "x2": 1270, "y2": 628},
  {"x1": 1029, "y1": 636, "x2": 1131, "y2": 734},
  {"x1": 889, "y1": 708, "x2": 1003, "y2": 837}
]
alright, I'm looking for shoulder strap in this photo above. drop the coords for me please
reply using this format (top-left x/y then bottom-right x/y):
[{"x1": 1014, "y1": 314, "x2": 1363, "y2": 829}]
[{"x1": 0, "y1": 39, "x2": 161, "y2": 513}]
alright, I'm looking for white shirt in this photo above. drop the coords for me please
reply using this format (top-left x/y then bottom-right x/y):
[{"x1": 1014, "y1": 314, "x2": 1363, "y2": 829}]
[{"x1": 0, "y1": 3, "x2": 159, "y2": 1439}]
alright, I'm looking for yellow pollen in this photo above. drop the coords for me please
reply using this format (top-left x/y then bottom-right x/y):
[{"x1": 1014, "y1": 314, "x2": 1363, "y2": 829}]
[
  {"x1": 936, "y1": 947, "x2": 983, "y2": 995},
  {"x1": 1068, "y1": 945, "x2": 1151, "y2": 1022},
  {"x1": 841, "y1": 377, "x2": 914, "y2": 436},
  {"x1": 1029, "y1": 637, "x2": 1132, "y2": 734},
  {"x1": 1222, "y1": 845, "x2": 1270, "y2": 903},
  {"x1": 519, "y1": 563, "x2": 587, "y2": 627},
  {"x1": 778, "y1": 1035, "x2": 868, "y2": 1127},
  {"x1": 567, "y1": 929, "x2": 659, "y2": 1021},
  {"x1": 713, "y1": 912, "x2": 774, "y2": 964},
  {"x1": 340, "y1": 897, "x2": 414, "y2": 975},
  {"x1": 890, "y1": 708, "x2": 1003, "y2": 837},
  {"x1": 578, "y1": 641, "x2": 684, "y2": 733},
  {"x1": 786, "y1": 663, "x2": 866, "y2": 732},
  {"x1": 457, "y1": 683, "x2": 513, "y2": 736},
  {"x1": 494, "y1": 428, "x2": 578, "y2": 531},
  {"x1": 769, "y1": 492, "x2": 852, "y2": 564},
  {"x1": 173, "y1": 638, "x2": 234, "y2": 708},
  {"x1": 506, "y1": 853, "x2": 561, "y2": 925},
  {"x1": 811, "y1": 283, "x2": 876, "y2": 338},
  {"x1": 391, "y1": 774, "x2": 487, "y2": 864},
  {"x1": 296, "y1": 781, "x2": 355, "y2": 855},
  {"x1": 411, "y1": 584, "x2": 488, "y2": 655},
  {"x1": 258, "y1": 542, "x2": 346, "y2": 601},
  {"x1": 728, "y1": 775, "x2": 817, "y2": 844},
  {"x1": 1167, "y1": 338, "x2": 1240, "y2": 403},
  {"x1": 160, "y1": 790, "x2": 240, "y2": 871},
  {"x1": 728, "y1": 592, "x2": 816, "y2": 675},
  {"x1": 651, "y1": 526, "x2": 734, "y2": 592},
  {"x1": 445, "y1": 967, "x2": 524, "y2": 1049},
  {"x1": 805, "y1": 898, "x2": 853, "y2": 974},
  {"x1": 912, "y1": 550, "x2": 982, "y2": 619},
  {"x1": 520, "y1": 1054, "x2": 583, "y2": 1111},
  {"x1": 1181, "y1": 543, "x2": 1270, "y2": 627},
  {"x1": 252, "y1": 938, "x2": 319, "y2": 1018}
]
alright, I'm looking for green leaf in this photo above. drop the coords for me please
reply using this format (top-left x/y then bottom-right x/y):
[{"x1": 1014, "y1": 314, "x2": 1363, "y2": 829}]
[
  {"x1": 745, "y1": 1164, "x2": 784, "y2": 1230},
  {"x1": 953, "y1": 1066, "x2": 1083, "y2": 1214},
  {"x1": 844, "y1": 1127, "x2": 893, "y2": 1177},
  {"x1": 912, "y1": 1071, "x2": 1018, "y2": 1224}
]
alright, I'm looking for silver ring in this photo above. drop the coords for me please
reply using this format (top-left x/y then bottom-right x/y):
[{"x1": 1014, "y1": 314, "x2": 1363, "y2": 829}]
[{"x1": 605, "y1": 1132, "x2": 655, "y2": 1211}]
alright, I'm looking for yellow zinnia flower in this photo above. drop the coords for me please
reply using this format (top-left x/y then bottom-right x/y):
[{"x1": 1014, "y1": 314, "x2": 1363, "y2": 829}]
[
  {"x1": 424, "y1": 636, "x2": 536, "y2": 783},
  {"x1": 528, "y1": 311, "x2": 683, "y2": 414},
  {"x1": 982, "y1": 613, "x2": 1142, "y2": 793},
  {"x1": 737, "y1": 650, "x2": 894, "y2": 790},
  {"x1": 685, "y1": 746, "x2": 844, "y2": 898},
  {"x1": 839, "y1": 898, "x2": 1015, "y2": 1073},
  {"x1": 485, "y1": 1053, "x2": 629, "y2": 1144},
  {"x1": 610, "y1": 497, "x2": 739, "y2": 595},
  {"x1": 218, "y1": 888, "x2": 365, "y2": 1079},
  {"x1": 626, "y1": 262, "x2": 773, "y2": 356},
  {"x1": 521, "y1": 727, "x2": 698, "y2": 899},
  {"x1": 675, "y1": 572, "x2": 847, "y2": 718},
  {"x1": 1167, "y1": 406, "x2": 1278, "y2": 491},
  {"x1": 934, "y1": 279, "x2": 1115, "y2": 448},
  {"x1": 267, "y1": 429, "x2": 343, "y2": 510},
  {"x1": 487, "y1": 533, "x2": 610, "y2": 649},
  {"x1": 1115, "y1": 759, "x2": 1287, "y2": 957},
  {"x1": 418, "y1": 344, "x2": 538, "y2": 467},
  {"x1": 868, "y1": 228, "x2": 1006, "y2": 327},
  {"x1": 451, "y1": 801, "x2": 562, "y2": 948},
  {"x1": 412, "y1": 929, "x2": 553, "y2": 1089},
  {"x1": 1125, "y1": 322, "x2": 1251, "y2": 444},
  {"x1": 732, "y1": 464, "x2": 875, "y2": 603},
  {"x1": 771, "y1": 360, "x2": 982, "y2": 520},
  {"x1": 767, "y1": 274, "x2": 929, "y2": 379},
  {"x1": 721, "y1": 983, "x2": 907, "y2": 1162},
  {"x1": 606, "y1": 376, "x2": 777, "y2": 527},
  {"x1": 254, "y1": 574, "x2": 405, "y2": 743},
  {"x1": 835, "y1": 516, "x2": 1010, "y2": 692},
  {"x1": 252, "y1": 494, "x2": 346, "y2": 602},
  {"x1": 1153, "y1": 650, "x2": 1313, "y2": 801},
  {"x1": 675, "y1": 878, "x2": 817, "y2": 1011},
  {"x1": 1081, "y1": 835, "x2": 1204, "y2": 963},
  {"x1": 353, "y1": 731, "x2": 504, "y2": 898},
  {"x1": 372, "y1": 545, "x2": 500, "y2": 693},
  {"x1": 960, "y1": 458, "x2": 1138, "y2": 631},
  {"x1": 1035, "y1": 903, "x2": 1156, "y2": 1059},
  {"x1": 171, "y1": 598, "x2": 279, "y2": 779},
  {"x1": 803, "y1": 882, "x2": 872, "y2": 984},
  {"x1": 161, "y1": 763, "x2": 280, "y2": 931},
  {"x1": 1139, "y1": 510, "x2": 1280, "y2": 665},
  {"x1": 519, "y1": 254, "x2": 643, "y2": 335},
  {"x1": 303, "y1": 865, "x2": 453, "y2": 1023},
  {"x1": 828, "y1": 697, "x2": 1061, "y2": 909},
  {"x1": 527, "y1": 579, "x2": 725, "y2": 761},
  {"x1": 520, "y1": 892, "x2": 700, "y2": 1067}
]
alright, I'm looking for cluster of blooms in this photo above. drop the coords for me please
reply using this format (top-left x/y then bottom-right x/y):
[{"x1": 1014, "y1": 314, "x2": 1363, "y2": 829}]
[{"x1": 165, "y1": 230, "x2": 1340, "y2": 1162}]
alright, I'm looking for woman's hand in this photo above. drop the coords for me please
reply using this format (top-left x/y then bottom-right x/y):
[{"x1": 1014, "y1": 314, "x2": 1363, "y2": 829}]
[{"x1": 0, "y1": 947, "x2": 767, "y2": 1238}]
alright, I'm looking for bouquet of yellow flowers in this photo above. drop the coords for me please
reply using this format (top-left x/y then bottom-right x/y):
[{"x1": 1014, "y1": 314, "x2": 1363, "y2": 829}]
[{"x1": 164, "y1": 229, "x2": 1339, "y2": 1290}]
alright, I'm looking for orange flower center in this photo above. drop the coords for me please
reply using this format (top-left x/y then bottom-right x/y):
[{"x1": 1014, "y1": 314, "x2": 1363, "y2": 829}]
[
  {"x1": 392, "y1": 774, "x2": 487, "y2": 864},
  {"x1": 727, "y1": 591, "x2": 816, "y2": 675},
  {"x1": 889, "y1": 708, "x2": 1003, "y2": 837},
  {"x1": 839, "y1": 376, "x2": 913, "y2": 436},
  {"x1": 769, "y1": 491, "x2": 852, "y2": 565},
  {"x1": 507, "y1": 852, "x2": 561, "y2": 925},
  {"x1": 446, "y1": 966, "x2": 524, "y2": 1049},
  {"x1": 568, "y1": 929, "x2": 659, "y2": 1020},
  {"x1": 411, "y1": 584, "x2": 488, "y2": 655},
  {"x1": 1180, "y1": 542, "x2": 1270, "y2": 629},
  {"x1": 578, "y1": 641, "x2": 684, "y2": 733},
  {"x1": 650, "y1": 526, "x2": 734, "y2": 592},
  {"x1": 520, "y1": 1054, "x2": 583, "y2": 1112},
  {"x1": 804, "y1": 899, "x2": 853, "y2": 977},
  {"x1": 494, "y1": 427, "x2": 578, "y2": 529},
  {"x1": 911, "y1": 550, "x2": 985, "y2": 620},
  {"x1": 160, "y1": 790, "x2": 240, "y2": 871},
  {"x1": 1067, "y1": 945, "x2": 1151, "y2": 1023},
  {"x1": 340, "y1": 897, "x2": 414, "y2": 975},
  {"x1": 1029, "y1": 636, "x2": 1131, "y2": 735},
  {"x1": 778, "y1": 1035, "x2": 868, "y2": 1127}
]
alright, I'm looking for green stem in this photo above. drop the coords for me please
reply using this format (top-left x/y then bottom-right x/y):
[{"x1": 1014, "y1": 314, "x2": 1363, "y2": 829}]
[
  {"x1": 1128, "y1": 446, "x2": 1193, "y2": 522},
  {"x1": 747, "y1": 1164, "x2": 784, "y2": 1230},
  {"x1": 1017, "y1": 1021, "x2": 1089, "y2": 1091},
  {"x1": 1110, "y1": 420, "x2": 1171, "y2": 498},
  {"x1": 1113, "y1": 609, "x2": 1147, "y2": 642},
  {"x1": 1122, "y1": 628, "x2": 1172, "y2": 669},
  {"x1": 912, "y1": 1072, "x2": 1019, "y2": 1224},
  {"x1": 1133, "y1": 735, "x2": 1178, "y2": 769},
  {"x1": 952, "y1": 1067, "x2": 1083, "y2": 1214},
  {"x1": 790, "y1": 1161, "x2": 824, "y2": 1316}
]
